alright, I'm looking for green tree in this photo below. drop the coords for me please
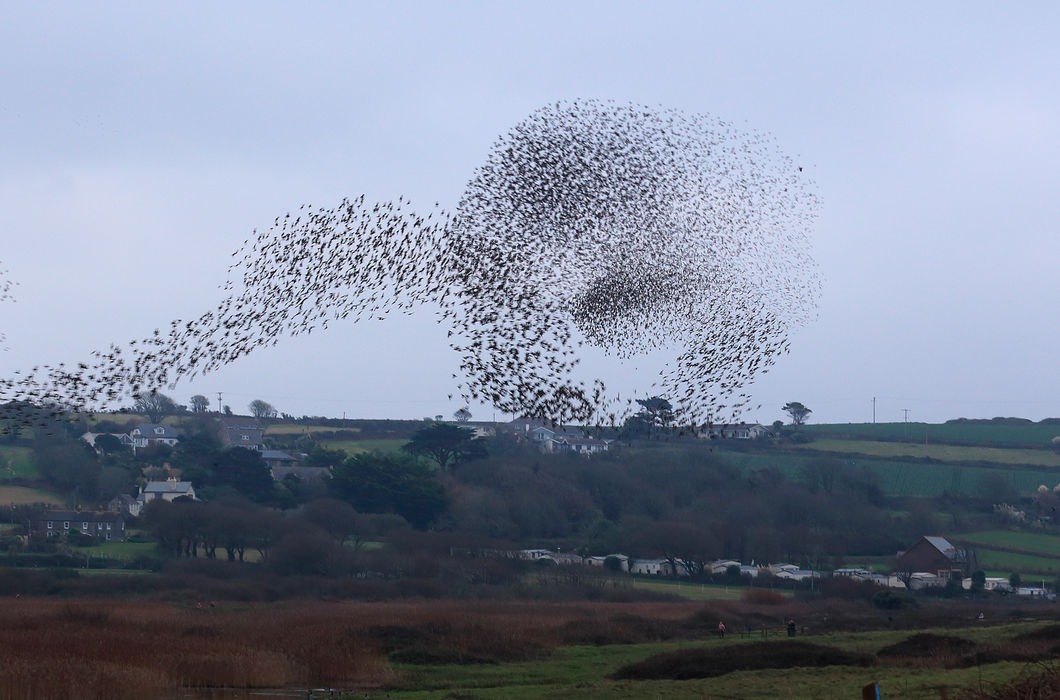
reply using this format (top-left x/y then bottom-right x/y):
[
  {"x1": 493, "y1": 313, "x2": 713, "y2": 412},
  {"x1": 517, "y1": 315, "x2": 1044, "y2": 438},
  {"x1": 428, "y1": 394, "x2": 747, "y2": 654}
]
[
  {"x1": 189, "y1": 394, "x2": 210, "y2": 413},
  {"x1": 330, "y1": 452, "x2": 446, "y2": 529},
  {"x1": 783, "y1": 402, "x2": 812, "y2": 426},
  {"x1": 1010, "y1": 572, "x2": 1023, "y2": 589},
  {"x1": 403, "y1": 422, "x2": 486, "y2": 471},
  {"x1": 210, "y1": 447, "x2": 275, "y2": 501},
  {"x1": 92, "y1": 433, "x2": 127, "y2": 455}
]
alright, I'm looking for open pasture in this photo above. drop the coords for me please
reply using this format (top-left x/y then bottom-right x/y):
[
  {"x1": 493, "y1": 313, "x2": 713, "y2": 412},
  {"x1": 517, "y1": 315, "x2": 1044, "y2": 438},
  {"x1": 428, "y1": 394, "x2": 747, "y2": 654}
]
[
  {"x1": 717, "y1": 450, "x2": 1057, "y2": 497},
  {"x1": 804, "y1": 422, "x2": 1060, "y2": 448},
  {"x1": 0, "y1": 485, "x2": 63, "y2": 506},
  {"x1": 0, "y1": 446, "x2": 35, "y2": 480},
  {"x1": 956, "y1": 530, "x2": 1060, "y2": 558},
  {"x1": 793, "y1": 439, "x2": 1060, "y2": 468},
  {"x1": 319, "y1": 438, "x2": 407, "y2": 456}
]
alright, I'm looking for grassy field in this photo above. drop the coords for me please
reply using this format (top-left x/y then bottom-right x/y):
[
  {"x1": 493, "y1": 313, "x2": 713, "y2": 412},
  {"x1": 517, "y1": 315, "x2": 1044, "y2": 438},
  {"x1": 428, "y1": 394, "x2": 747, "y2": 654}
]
[
  {"x1": 0, "y1": 445, "x2": 36, "y2": 480},
  {"x1": 0, "y1": 485, "x2": 64, "y2": 505},
  {"x1": 973, "y1": 549, "x2": 1060, "y2": 576},
  {"x1": 631, "y1": 579, "x2": 789, "y2": 601},
  {"x1": 319, "y1": 438, "x2": 408, "y2": 455},
  {"x1": 804, "y1": 422, "x2": 1060, "y2": 448},
  {"x1": 794, "y1": 439, "x2": 1060, "y2": 468},
  {"x1": 90, "y1": 539, "x2": 161, "y2": 559},
  {"x1": 956, "y1": 530, "x2": 1060, "y2": 558},
  {"x1": 264, "y1": 423, "x2": 362, "y2": 436},
  {"x1": 716, "y1": 450, "x2": 1058, "y2": 497},
  {"x1": 388, "y1": 622, "x2": 1044, "y2": 699}
]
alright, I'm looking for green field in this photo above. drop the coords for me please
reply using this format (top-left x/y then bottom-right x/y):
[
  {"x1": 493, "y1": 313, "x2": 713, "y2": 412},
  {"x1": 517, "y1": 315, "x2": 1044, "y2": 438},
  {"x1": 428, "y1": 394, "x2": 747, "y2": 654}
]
[
  {"x1": 956, "y1": 530, "x2": 1060, "y2": 558},
  {"x1": 804, "y1": 421, "x2": 1060, "y2": 448},
  {"x1": 973, "y1": 549, "x2": 1060, "y2": 576},
  {"x1": 0, "y1": 445, "x2": 36, "y2": 479},
  {"x1": 716, "y1": 450, "x2": 1058, "y2": 497},
  {"x1": 319, "y1": 438, "x2": 408, "y2": 455},
  {"x1": 387, "y1": 623, "x2": 1043, "y2": 699},
  {"x1": 0, "y1": 485, "x2": 64, "y2": 505},
  {"x1": 794, "y1": 439, "x2": 1060, "y2": 468},
  {"x1": 264, "y1": 423, "x2": 362, "y2": 436},
  {"x1": 91, "y1": 539, "x2": 161, "y2": 559},
  {"x1": 630, "y1": 579, "x2": 792, "y2": 601}
]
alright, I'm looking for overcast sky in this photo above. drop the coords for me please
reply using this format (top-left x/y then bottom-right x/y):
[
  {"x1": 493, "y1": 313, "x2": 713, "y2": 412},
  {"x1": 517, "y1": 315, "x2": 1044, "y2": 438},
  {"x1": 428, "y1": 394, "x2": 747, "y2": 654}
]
[{"x1": 1, "y1": 2, "x2": 1057, "y2": 425}]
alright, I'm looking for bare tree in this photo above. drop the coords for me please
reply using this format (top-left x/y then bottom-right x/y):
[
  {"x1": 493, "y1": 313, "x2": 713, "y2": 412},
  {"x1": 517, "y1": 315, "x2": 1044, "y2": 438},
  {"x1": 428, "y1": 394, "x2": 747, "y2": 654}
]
[
  {"x1": 453, "y1": 406, "x2": 472, "y2": 423},
  {"x1": 248, "y1": 399, "x2": 278, "y2": 419},
  {"x1": 133, "y1": 392, "x2": 179, "y2": 423}
]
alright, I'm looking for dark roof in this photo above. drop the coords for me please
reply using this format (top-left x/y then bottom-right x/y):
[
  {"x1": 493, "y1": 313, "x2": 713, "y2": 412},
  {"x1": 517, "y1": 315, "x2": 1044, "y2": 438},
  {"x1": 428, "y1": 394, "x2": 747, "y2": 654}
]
[
  {"x1": 134, "y1": 423, "x2": 180, "y2": 439},
  {"x1": 42, "y1": 510, "x2": 123, "y2": 522},
  {"x1": 271, "y1": 466, "x2": 331, "y2": 481},
  {"x1": 144, "y1": 480, "x2": 194, "y2": 494},
  {"x1": 261, "y1": 450, "x2": 296, "y2": 462},
  {"x1": 224, "y1": 426, "x2": 264, "y2": 446}
]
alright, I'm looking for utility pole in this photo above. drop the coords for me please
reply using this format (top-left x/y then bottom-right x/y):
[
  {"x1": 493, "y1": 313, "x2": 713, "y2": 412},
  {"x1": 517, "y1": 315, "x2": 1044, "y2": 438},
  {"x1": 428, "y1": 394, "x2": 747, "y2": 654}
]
[
  {"x1": 217, "y1": 392, "x2": 223, "y2": 414},
  {"x1": 872, "y1": 397, "x2": 876, "y2": 424},
  {"x1": 902, "y1": 408, "x2": 910, "y2": 422}
]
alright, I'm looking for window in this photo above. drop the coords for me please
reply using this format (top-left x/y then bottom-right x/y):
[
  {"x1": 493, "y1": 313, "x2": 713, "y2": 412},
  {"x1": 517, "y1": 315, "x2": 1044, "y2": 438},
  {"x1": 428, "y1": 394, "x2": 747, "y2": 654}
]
[
  {"x1": 98, "y1": 522, "x2": 103, "y2": 529},
  {"x1": 106, "y1": 522, "x2": 112, "y2": 530},
  {"x1": 105, "y1": 533, "x2": 111, "y2": 541},
  {"x1": 64, "y1": 521, "x2": 70, "y2": 530},
  {"x1": 47, "y1": 521, "x2": 53, "y2": 529},
  {"x1": 82, "y1": 522, "x2": 89, "y2": 530}
]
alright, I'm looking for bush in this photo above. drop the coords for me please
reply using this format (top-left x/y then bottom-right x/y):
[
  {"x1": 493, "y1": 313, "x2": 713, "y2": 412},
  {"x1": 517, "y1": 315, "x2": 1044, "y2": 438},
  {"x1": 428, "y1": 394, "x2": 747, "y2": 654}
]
[
  {"x1": 741, "y1": 588, "x2": 785, "y2": 605},
  {"x1": 611, "y1": 641, "x2": 874, "y2": 680},
  {"x1": 872, "y1": 590, "x2": 917, "y2": 610}
]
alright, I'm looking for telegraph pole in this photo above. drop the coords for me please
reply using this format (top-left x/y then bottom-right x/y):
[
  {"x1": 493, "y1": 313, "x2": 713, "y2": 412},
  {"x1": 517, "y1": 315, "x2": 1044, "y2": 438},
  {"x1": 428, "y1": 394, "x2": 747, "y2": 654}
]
[
  {"x1": 217, "y1": 392, "x2": 223, "y2": 414},
  {"x1": 872, "y1": 397, "x2": 876, "y2": 424}
]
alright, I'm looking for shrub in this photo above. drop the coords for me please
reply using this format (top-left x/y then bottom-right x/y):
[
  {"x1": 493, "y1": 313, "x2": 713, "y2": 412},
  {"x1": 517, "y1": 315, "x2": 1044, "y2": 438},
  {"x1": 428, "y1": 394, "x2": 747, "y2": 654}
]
[
  {"x1": 741, "y1": 588, "x2": 785, "y2": 605},
  {"x1": 872, "y1": 590, "x2": 916, "y2": 610},
  {"x1": 611, "y1": 641, "x2": 874, "y2": 680}
]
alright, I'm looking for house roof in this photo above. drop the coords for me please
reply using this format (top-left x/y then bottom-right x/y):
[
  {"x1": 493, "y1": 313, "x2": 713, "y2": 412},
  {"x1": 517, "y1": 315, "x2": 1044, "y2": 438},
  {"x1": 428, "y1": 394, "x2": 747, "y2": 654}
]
[
  {"x1": 144, "y1": 480, "x2": 194, "y2": 494},
  {"x1": 134, "y1": 423, "x2": 179, "y2": 438},
  {"x1": 261, "y1": 450, "x2": 296, "y2": 461},
  {"x1": 224, "y1": 426, "x2": 264, "y2": 446},
  {"x1": 923, "y1": 536, "x2": 959, "y2": 559},
  {"x1": 42, "y1": 510, "x2": 123, "y2": 522},
  {"x1": 271, "y1": 466, "x2": 331, "y2": 481}
]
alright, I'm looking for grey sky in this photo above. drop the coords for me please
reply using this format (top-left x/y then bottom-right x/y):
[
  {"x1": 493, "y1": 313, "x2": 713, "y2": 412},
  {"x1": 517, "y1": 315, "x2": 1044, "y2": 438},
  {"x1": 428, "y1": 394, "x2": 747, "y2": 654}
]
[{"x1": 1, "y1": 2, "x2": 1057, "y2": 425}]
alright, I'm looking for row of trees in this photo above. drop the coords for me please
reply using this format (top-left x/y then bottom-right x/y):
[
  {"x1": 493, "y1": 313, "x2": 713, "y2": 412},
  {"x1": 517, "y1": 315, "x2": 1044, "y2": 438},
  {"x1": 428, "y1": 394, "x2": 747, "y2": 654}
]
[{"x1": 129, "y1": 393, "x2": 279, "y2": 422}]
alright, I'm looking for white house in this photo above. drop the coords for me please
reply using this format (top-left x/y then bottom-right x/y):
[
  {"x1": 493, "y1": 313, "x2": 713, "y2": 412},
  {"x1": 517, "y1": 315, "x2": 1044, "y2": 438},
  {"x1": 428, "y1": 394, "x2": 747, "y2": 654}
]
[
  {"x1": 699, "y1": 423, "x2": 770, "y2": 440},
  {"x1": 140, "y1": 478, "x2": 196, "y2": 505},
  {"x1": 129, "y1": 424, "x2": 180, "y2": 451},
  {"x1": 630, "y1": 558, "x2": 670, "y2": 575}
]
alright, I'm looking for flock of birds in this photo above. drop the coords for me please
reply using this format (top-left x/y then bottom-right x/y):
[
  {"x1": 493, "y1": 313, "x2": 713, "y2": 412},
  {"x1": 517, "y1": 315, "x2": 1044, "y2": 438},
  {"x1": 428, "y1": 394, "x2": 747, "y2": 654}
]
[{"x1": 0, "y1": 100, "x2": 820, "y2": 431}]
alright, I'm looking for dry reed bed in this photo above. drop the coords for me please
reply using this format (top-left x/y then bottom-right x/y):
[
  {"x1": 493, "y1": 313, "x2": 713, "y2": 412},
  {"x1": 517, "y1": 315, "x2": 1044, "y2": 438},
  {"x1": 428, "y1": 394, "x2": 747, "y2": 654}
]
[{"x1": 0, "y1": 598, "x2": 719, "y2": 699}]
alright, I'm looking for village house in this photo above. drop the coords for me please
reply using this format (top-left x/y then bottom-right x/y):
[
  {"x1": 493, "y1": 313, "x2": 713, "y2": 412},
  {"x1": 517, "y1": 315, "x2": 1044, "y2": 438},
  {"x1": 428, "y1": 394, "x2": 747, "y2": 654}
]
[
  {"x1": 222, "y1": 425, "x2": 265, "y2": 452},
  {"x1": 896, "y1": 536, "x2": 975, "y2": 579},
  {"x1": 129, "y1": 423, "x2": 180, "y2": 451},
  {"x1": 81, "y1": 431, "x2": 134, "y2": 451},
  {"x1": 629, "y1": 558, "x2": 670, "y2": 575},
  {"x1": 698, "y1": 423, "x2": 770, "y2": 440},
  {"x1": 34, "y1": 510, "x2": 126, "y2": 541},
  {"x1": 141, "y1": 478, "x2": 196, "y2": 506}
]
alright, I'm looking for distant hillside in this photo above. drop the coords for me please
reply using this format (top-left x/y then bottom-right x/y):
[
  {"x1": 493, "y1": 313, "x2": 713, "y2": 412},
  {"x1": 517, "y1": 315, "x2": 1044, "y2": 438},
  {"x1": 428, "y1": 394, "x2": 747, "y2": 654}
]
[{"x1": 802, "y1": 420, "x2": 1060, "y2": 449}]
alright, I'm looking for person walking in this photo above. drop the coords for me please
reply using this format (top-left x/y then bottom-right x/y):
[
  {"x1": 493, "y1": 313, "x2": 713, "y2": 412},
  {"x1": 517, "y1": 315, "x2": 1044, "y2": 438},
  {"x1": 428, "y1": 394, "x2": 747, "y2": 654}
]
[
  {"x1": 718, "y1": 621, "x2": 726, "y2": 638},
  {"x1": 787, "y1": 619, "x2": 797, "y2": 637}
]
